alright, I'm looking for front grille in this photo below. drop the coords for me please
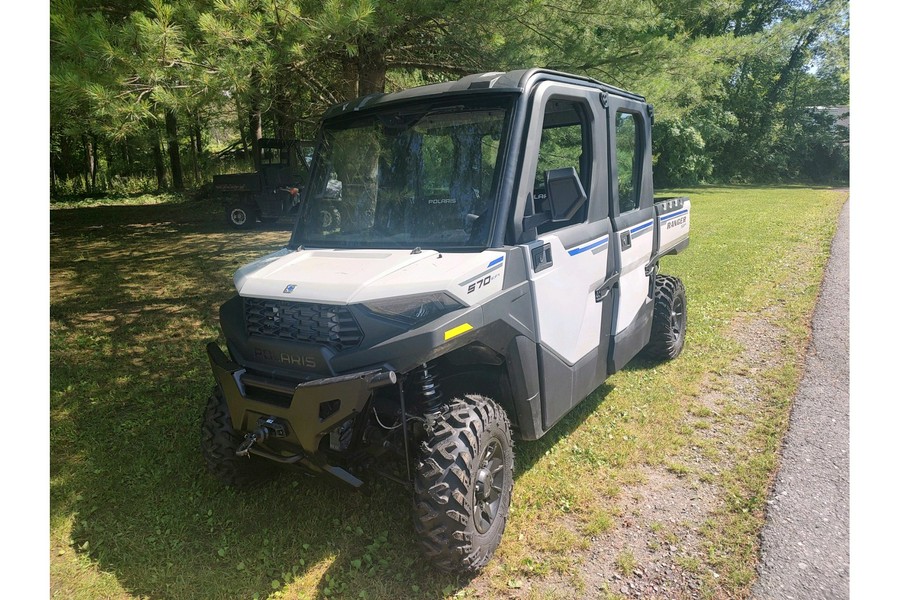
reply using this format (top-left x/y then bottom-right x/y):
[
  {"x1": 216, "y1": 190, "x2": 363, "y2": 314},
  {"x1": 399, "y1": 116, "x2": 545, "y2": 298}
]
[{"x1": 243, "y1": 298, "x2": 363, "y2": 351}]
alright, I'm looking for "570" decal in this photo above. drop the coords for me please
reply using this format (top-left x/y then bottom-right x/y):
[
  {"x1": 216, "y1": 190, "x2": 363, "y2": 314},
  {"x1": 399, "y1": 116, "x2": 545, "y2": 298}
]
[{"x1": 467, "y1": 274, "x2": 499, "y2": 294}]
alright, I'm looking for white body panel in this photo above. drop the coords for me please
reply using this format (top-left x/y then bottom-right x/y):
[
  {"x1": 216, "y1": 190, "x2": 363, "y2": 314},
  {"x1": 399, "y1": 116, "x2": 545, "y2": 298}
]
[
  {"x1": 615, "y1": 218, "x2": 654, "y2": 334},
  {"x1": 530, "y1": 234, "x2": 610, "y2": 365},
  {"x1": 235, "y1": 248, "x2": 507, "y2": 306},
  {"x1": 657, "y1": 199, "x2": 691, "y2": 254}
]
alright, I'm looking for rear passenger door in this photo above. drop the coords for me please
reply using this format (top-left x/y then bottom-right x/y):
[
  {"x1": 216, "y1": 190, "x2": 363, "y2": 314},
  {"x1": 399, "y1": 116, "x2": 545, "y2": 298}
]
[{"x1": 606, "y1": 96, "x2": 655, "y2": 372}]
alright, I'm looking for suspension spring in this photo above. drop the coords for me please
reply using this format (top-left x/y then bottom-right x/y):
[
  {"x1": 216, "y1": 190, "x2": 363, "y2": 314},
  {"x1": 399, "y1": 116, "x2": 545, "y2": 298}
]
[{"x1": 411, "y1": 362, "x2": 443, "y2": 415}]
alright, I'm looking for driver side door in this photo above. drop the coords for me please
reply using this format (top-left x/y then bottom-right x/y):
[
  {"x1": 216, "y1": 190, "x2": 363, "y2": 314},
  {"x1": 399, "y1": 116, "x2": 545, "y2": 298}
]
[{"x1": 515, "y1": 82, "x2": 615, "y2": 430}]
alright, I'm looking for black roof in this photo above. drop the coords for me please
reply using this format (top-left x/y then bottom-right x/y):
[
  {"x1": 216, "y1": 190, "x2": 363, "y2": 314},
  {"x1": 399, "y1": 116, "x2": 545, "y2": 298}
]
[{"x1": 323, "y1": 69, "x2": 645, "y2": 120}]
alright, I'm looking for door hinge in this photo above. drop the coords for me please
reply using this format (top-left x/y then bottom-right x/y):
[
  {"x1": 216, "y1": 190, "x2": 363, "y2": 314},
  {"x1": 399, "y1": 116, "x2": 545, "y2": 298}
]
[{"x1": 531, "y1": 243, "x2": 553, "y2": 273}]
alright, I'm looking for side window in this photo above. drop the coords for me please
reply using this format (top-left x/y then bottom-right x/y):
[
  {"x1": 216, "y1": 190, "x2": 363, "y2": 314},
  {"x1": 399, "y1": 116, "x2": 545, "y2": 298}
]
[
  {"x1": 261, "y1": 147, "x2": 277, "y2": 165},
  {"x1": 615, "y1": 111, "x2": 640, "y2": 213},
  {"x1": 533, "y1": 99, "x2": 590, "y2": 231}
]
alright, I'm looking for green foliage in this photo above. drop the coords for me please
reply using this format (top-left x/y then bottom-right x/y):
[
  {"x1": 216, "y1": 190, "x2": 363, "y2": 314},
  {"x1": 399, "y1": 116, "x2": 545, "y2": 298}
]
[
  {"x1": 703, "y1": 0, "x2": 849, "y2": 182},
  {"x1": 49, "y1": 0, "x2": 849, "y2": 196},
  {"x1": 653, "y1": 118, "x2": 713, "y2": 187}
]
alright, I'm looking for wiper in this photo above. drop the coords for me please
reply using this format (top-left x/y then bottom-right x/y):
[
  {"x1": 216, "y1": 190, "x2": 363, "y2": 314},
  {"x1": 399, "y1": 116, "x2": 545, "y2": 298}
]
[
  {"x1": 378, "y1": 111, "x2": 425, "y2": 129},
  {"x1": 378, "y1": 105, "x2": 468, "y2": 130}
]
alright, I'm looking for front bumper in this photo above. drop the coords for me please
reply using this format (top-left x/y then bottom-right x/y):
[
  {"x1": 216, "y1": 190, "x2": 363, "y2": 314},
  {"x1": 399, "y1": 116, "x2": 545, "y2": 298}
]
[{"x1": 207, "y1": 343, "x2": 396, "y2": 456}]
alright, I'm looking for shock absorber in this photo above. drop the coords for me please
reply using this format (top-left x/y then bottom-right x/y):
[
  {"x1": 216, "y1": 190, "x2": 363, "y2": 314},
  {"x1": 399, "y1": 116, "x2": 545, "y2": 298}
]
[{"x1": 411, "y1": 362, "x2": 444, "y2": 415}]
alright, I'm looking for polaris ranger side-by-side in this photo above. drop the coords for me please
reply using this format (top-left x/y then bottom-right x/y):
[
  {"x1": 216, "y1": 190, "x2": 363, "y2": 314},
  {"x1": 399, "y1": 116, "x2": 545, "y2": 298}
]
[{"x1": 201, "y1": 69, "x2": 690, "y2": 572}]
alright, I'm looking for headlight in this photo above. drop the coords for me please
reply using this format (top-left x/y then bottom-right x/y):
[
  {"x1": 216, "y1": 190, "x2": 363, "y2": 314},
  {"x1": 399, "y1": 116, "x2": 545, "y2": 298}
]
[{"x1": 363, "y1": 292, "x2": 463, "y2": 327}]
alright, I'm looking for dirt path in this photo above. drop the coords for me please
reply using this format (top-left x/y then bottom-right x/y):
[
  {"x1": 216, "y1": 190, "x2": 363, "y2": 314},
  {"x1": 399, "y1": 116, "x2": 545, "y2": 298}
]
[
  {"x1": 530, "y1": 198, "x2": 851, "y2": 600},
  {"x1": 568, "y1": 309, "x2": 793, "y2": 599},
  {"x1": 751, "y1": 200, "x2": 850, "y2": 599}
]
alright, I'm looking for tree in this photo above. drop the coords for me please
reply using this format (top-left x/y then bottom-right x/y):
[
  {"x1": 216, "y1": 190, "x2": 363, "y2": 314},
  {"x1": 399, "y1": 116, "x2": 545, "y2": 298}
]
[
  {"x1": 49, "y1": 0, "x2": 850, "y2": 194},
  {"x1": 50, "y1": 1, "x2": 116, "y2": 193},
  {"x1": 707, "y1": 0, "x2": 848, "y2": 181}
]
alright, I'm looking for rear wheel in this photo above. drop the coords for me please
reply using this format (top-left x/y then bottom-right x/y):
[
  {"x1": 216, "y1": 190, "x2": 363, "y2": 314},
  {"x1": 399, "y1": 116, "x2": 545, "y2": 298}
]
[
  {"x1": 642, "y1": 274, "x2": 687, "y2": 360},
  {"x1": 413, "y1": 394, "x2": 514, "y2": 572},
  {"x1": 200, "y1": 388, "x2": 274, "y2": 487},
  {"x1": 226, "y1": 202, "x2": 256, "y2": 229}
]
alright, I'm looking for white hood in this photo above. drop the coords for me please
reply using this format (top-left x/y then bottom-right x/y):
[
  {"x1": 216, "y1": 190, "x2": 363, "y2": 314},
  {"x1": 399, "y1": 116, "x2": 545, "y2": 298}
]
[{"x1": 234, "y1": 247, "x2": 508, "y2": 306}]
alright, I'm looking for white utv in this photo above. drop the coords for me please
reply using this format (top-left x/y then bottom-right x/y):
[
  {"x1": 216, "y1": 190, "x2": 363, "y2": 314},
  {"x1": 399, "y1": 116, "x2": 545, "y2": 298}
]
[{"x1": 201, "y1": 69, "x2": 690, "y2": 572}]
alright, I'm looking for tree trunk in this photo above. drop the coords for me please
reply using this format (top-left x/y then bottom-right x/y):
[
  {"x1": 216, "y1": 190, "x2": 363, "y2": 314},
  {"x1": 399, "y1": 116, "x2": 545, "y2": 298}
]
[
  {"x1": 91, "y1": 135, "x2": 100, "y2": 192},
  {"x1": 59, "y1": 134, "x2": 74, "y2": 182},
  {"x1": 758, "y1": 29, "x2": 818, "y2": 135},
  {"x1": 121, "y1": 138, "x2": 131, "y2": 176},
  {"x1": 152, "y1": 128, "x2": 167, "y2": 191},
  {"x1": 339, "y1": 55, "x2": 359, "y2": 101},
  {"x1": 275, "y1": 89, "x2": 295, "y2": 141},
  {"x1": 357, "y1": 43, "x2": 387, "y2": 96},
  {"x1": 248, "y1": 70, "x2": 264, "y2": 170},
  {"x1": 82, "y1": 133, "x2": 95, "y2": 194},
  {"x1": 165, "y1": 110, "x2": 184, "y2": 190},
  {"x1": 189, "y1": 128, "x2": 200, "y2": 185},
  {"x1": 249, "y1": 104, "x2": 263, "y2": 171},
  {"x1": 104, "y1": 139, "x2": 113, "y2": 187},
  {"x1": 234, "y1": 96, "x2": 250, "y2": 157},
  {"x1": 193, "y1": 119, "x2": 203, "y2": 156},
  {"x1": 767, "y1": 30, "x2": 817, "y2": 107},
  {"x1": 193, "y1": 117, "x2": 204, "y2": 184}
]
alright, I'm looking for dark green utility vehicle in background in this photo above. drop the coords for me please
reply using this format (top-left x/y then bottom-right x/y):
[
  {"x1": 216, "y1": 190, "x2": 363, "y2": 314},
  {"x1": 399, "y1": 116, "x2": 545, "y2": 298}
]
[{"x1": 213, "y1": 138, "x2": 315, "y2": 229}]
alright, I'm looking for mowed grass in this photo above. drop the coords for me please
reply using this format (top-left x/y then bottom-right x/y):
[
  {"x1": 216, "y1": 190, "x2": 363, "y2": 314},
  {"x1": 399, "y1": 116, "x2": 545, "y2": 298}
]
[{"x1": 50, "y1": 186, "x2": 847, "y2": 599}]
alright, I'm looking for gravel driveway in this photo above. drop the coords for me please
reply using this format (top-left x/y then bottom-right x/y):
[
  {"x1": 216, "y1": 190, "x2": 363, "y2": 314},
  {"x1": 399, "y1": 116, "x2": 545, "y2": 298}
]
[{"x1": 752, "y1": 199, "x2": 849, "y2": 599}]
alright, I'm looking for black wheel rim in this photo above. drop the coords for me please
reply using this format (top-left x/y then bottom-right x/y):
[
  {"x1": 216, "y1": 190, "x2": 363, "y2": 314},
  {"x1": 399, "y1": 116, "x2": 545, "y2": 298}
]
[
  {"x1": 473, "y1": 438, "x2": 506, "y2": 534},
  {"x1": 231, "y1": 208, "x2": 247, "y2": 225},
  {"x1": 670, "y1": 294, "x2": 685, "y2": 343}
]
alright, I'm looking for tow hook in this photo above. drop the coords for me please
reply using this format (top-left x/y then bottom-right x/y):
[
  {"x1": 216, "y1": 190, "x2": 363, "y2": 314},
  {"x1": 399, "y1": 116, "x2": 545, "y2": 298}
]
[{"x1": 236, "y1": 416, "x2": 288, "y2": 457}]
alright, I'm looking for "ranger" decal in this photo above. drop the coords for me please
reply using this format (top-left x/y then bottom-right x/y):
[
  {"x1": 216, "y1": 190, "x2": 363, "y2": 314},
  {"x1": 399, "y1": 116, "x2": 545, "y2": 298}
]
[{"x1": 666, "y1": 216, "x2": 687, "y2": 229}]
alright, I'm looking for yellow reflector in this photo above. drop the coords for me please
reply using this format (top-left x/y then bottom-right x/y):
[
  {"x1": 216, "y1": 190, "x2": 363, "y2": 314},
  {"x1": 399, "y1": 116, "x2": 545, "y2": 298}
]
[{"x1": 444, "y1": 323, "x2": 473, "y2": 341}]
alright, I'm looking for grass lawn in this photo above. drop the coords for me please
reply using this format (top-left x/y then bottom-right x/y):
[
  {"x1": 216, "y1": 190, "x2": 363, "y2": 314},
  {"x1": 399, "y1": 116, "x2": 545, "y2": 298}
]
[{"x1": 50, "y1": 186, "x2": 847, "y2": 599}]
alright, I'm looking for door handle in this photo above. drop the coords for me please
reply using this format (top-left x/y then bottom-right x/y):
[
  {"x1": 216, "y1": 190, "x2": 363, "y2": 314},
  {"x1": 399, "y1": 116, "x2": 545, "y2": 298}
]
[
  {"x1": 595, "y1": 271, "x2": 620, "y2": 302},
  {"x1": 620, "y1": 230, "x2": 632, "y2": 250}
]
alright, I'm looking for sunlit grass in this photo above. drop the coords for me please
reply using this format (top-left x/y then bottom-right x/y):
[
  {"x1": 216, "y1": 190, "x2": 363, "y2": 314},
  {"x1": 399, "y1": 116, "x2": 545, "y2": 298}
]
[{"x1": 50, "y1": 191, "x2": 189, "y2": 210}]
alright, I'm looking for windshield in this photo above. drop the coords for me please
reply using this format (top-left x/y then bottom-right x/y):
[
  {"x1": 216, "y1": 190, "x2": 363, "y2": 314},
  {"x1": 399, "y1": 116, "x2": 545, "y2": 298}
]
[{"x1": 292, "y1": 97, "x2": 513, "y2": 250}]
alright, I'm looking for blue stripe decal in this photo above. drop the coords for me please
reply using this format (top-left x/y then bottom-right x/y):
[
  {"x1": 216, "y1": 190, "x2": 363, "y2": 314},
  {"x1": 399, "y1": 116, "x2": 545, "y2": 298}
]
[
  {"x1": 487, "y1": 256, "x2": 504, "y2": 268},
  {"x1": 631, "y1": 221, "x2": 653, "y2": 235},
  {"x1": 568, "y1": 236, "x2": 609, "y2": 256},
  {"x1": 659, "y1": 209, "x2": 689, "y2": 222}
]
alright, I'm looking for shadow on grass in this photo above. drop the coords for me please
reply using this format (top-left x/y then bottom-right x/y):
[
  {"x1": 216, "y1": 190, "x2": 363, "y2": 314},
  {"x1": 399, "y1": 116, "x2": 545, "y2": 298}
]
[
  {"x1": 50, "y1": 197, "x2": 298, "y2": 232},
  {"x1": 50, "y1": 202, "x2": 615, "y2": 599}
]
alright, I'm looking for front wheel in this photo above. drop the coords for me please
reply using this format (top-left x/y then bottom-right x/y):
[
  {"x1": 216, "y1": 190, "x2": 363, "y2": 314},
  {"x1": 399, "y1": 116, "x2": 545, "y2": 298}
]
[
  {"x1": 642, "y1": 274, "x2": 687, "y2": 360},
  {"x1": 226, "y1": 203, "x2": 256, "y2": 229},
  {"x1": 413, "y1": 395, "x2": 514, "y2": 572}
]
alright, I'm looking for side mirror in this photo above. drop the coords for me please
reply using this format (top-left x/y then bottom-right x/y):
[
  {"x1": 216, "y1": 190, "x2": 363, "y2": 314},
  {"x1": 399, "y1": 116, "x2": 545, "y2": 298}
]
[{"x1": 545, "y1": 167, "x2": 586, "y2": 222}]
